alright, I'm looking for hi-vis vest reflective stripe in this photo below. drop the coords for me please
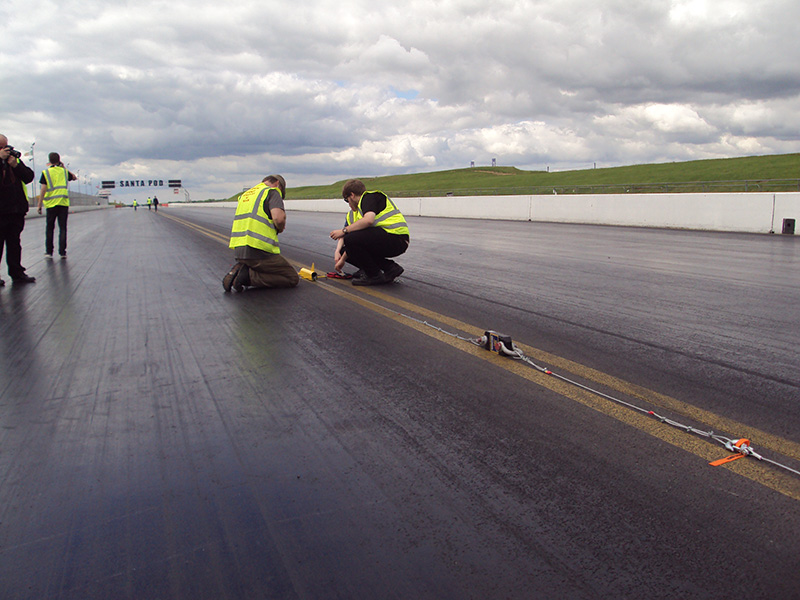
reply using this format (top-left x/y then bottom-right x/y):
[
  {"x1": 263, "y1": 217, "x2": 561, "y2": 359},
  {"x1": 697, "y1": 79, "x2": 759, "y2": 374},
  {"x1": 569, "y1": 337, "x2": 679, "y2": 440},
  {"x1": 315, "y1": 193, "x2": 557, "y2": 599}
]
[
  {"x1": 43, "y1": 166, "x2": 70, "y2": 208},
  {"x1": 229, "y1": 184, "x2": 281, "y2": 254},
  {"x1": 346, "y1": 208, "x2": 361, "y2": 226},
  {"x1": 360, "y1": 191, "x2": 409, "y2": 235}
]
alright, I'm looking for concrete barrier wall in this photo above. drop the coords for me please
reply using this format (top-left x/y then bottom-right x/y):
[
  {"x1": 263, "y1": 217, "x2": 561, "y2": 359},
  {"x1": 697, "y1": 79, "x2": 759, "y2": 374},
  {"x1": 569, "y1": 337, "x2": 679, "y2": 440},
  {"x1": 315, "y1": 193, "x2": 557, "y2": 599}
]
[
  {"x1": 26, "y1": 191, "x2": 105, "y2": 208},
  {"x1": 284, "y1": 192, "x2": 800, "y2": 234},
  {"x1": 68, "y1": 192, "x2": 105, "y2": 207}
]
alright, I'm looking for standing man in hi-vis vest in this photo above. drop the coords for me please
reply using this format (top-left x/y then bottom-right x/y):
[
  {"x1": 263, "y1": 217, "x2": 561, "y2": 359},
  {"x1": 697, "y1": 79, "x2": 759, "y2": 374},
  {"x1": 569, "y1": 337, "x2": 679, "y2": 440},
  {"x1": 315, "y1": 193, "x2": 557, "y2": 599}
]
[
  {"x1": 223, "y1": 174, "x2": 299, "y2": 292},
  {"x1": 329, "y1": 179, "x2": 410, "y2": 286},
  {"x1": 37, "y1": 152, "x2": 76, "y2": 259}
]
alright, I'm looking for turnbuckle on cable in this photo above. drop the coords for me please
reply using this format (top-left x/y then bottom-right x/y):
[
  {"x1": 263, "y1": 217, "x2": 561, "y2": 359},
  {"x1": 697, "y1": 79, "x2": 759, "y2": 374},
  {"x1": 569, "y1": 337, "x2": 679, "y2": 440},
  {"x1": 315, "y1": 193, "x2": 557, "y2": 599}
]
[{"x1": 709, "y1": 438, "x2": 762, "y2": 466}]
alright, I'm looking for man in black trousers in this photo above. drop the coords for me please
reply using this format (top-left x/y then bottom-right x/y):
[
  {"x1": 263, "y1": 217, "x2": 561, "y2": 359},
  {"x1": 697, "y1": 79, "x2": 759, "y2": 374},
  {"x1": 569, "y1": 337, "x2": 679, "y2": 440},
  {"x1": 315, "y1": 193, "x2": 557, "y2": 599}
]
[
  {"x1": 0, "y1": 134, "x2": 36, "y2": 285},
  {"x1": 329, "y1": 179, "x2": 410, "y2": 286}
]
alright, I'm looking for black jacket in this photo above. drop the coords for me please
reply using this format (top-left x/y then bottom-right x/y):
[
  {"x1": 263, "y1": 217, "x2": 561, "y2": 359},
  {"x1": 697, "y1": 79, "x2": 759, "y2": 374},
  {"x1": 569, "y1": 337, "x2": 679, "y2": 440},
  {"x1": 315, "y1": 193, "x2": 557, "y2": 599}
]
[{"x1": 0, "y1": 158, "x2": 34, "y2": 215}]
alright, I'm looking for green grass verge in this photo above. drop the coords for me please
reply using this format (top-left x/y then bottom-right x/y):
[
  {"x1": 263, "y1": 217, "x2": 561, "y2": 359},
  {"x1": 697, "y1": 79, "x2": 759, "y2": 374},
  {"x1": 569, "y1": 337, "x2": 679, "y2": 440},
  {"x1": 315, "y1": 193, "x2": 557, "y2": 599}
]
[{"x1": 220, "y1": 153, "x2": 800, "y2": 201}]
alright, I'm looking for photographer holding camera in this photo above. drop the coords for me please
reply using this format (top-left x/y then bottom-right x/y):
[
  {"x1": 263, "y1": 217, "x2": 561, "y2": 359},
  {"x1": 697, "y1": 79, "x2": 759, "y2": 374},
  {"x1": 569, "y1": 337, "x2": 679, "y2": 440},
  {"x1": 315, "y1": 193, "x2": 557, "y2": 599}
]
[{"x1": 0, "y1": 134, "x2": 36, "y2": 286}]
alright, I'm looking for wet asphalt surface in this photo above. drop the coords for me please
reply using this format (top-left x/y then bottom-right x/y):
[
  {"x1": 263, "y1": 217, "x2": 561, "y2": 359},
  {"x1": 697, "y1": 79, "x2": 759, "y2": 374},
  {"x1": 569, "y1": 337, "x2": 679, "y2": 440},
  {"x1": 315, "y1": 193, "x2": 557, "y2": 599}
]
[{"x1": 1, "y1": 206, "x2": 799, "y2": 599}]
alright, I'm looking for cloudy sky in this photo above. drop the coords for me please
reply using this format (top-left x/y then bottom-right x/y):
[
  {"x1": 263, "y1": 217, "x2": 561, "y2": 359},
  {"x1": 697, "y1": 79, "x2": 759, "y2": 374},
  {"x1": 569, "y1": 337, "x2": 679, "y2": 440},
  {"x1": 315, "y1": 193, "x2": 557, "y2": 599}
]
[{"x1": 4, "y1": 0, "x2": 800, "y2": 202}]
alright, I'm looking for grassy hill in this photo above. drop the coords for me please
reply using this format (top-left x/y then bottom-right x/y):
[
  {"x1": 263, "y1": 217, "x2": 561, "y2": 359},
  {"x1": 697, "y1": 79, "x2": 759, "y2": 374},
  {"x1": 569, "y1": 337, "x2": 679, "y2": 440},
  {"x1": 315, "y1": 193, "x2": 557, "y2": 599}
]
[{"x1": 222, "y1": 153, "x2": 800, "y2": 201}]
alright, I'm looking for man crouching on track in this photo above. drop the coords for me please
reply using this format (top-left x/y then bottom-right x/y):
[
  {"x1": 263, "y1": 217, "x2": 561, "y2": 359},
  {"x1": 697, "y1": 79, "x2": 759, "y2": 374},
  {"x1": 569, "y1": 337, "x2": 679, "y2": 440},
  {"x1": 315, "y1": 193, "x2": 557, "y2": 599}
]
[
  {"x1": 329, "y1": 179, "x2": 410, "y2": 286},
  {"x1": 223, "y1": 174, "x2": 299, "y2": 292}
]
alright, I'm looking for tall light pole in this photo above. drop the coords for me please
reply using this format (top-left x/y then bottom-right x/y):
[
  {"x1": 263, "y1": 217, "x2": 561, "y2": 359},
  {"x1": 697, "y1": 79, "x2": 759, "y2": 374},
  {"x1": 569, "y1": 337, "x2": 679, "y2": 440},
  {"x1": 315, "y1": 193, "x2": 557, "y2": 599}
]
[{"x1": 29, "y1": 142, "x2": 36, "y2": 198}]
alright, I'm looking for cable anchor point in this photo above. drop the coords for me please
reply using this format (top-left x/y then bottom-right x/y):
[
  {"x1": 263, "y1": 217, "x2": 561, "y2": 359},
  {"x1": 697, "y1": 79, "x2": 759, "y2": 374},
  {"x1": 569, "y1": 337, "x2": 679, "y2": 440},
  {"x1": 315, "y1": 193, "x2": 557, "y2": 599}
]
[{"x1": 709, "y1": 438, "x2": 752, "y2": 467}]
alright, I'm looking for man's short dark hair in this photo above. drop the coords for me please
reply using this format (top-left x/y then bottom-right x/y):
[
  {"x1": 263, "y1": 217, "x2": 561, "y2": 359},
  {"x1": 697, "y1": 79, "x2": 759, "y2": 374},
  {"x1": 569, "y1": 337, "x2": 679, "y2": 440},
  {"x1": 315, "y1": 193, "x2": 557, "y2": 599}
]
[
  {"x1": 342, "y1": 179, "x2": 366, "y2": 200},
  {"x1": 49, "y1": 152, "x2": 61, "y2": 164},
  {"x1": 263, "y1": 174, "x2": 286, "y2": 198}
]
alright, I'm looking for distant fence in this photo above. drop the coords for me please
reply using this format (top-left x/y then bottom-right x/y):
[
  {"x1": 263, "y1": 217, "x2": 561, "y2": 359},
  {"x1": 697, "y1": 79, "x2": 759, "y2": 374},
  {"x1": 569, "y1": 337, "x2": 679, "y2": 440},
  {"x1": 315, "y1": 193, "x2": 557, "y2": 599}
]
[
  {"x1": 27, "y1": 191, "x2": 106, "y2": 211},
  {"x1": 523, "y1": 179, "x2": 800, "y2": 196},
  {"x1": 67, "y1": 191, "x2": 104, "y2": 206}
]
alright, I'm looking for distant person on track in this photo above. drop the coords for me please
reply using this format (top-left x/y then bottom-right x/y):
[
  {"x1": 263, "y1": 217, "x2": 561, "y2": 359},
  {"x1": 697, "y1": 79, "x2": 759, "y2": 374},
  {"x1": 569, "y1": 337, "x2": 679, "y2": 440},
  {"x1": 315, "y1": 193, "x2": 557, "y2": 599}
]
[
  {"x1": 223, "y1": 174, "x2": 299, "y2": 292},
  {"x1": 37, "y1": 152, "x2": 76, "y2": 260},
  {"x1": 0, "y1": 134, "x2": 36, "y2": 285},
  {"x1": 152, "y1": 195, "x2": 159, "y2": 212},
  {"x1": 329, "y1": 179, "x2": 409, "y2": 286},
  {"x1": 147, "y1": 197, "x2": 152, "y2": 211}
]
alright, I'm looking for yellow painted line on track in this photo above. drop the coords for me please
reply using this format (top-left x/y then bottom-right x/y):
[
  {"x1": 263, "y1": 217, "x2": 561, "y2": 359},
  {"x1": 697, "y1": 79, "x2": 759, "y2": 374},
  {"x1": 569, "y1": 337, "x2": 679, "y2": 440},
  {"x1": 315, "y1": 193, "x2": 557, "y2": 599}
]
[
  {"x1": 321, "y1": 279, "x2": 800, "y2": 502},
  {"x1": 166, "y1": 210, "x2": 800, "y2": 502},
  {"x1": 353, "y1": 285, "x2": 800, "y2": 465},
  {"x1": 161, "y1": 212, "x2": 230, "y2": 244}
]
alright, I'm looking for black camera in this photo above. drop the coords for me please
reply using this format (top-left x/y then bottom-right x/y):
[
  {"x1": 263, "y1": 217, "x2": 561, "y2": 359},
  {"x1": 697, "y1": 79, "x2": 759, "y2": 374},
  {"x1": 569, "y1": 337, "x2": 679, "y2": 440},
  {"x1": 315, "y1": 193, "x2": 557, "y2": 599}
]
[{"x1": 3, "y1": 146, "x2": 22, "y2": 159}]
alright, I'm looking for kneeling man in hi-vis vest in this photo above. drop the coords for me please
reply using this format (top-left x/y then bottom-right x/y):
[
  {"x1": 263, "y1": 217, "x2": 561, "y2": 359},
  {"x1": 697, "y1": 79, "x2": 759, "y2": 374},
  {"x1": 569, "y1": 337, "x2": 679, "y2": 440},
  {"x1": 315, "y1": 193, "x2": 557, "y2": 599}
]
[
  {"x1": 223, "y1": 174, "x2": 299, "y2": 292},
  {"x1": 329, "y1": 179, "x2": 409, "y2": 286}
]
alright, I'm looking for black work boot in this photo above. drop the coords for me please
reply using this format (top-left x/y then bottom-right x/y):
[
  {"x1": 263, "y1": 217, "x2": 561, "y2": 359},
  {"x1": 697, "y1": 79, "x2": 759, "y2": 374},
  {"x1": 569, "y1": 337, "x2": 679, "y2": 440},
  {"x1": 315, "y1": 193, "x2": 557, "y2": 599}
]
[
  {"x1": 223, "y1": 263, "x2": 243, "y2": 292},
  {"x1": 352, "y1": 271, "x2": 387, "y2": 286},
  {"x1": 233, "y1": 265, "x2": 251, "y2": 292},
  {"x1": 382, "y1": 262, "x2": 404, "y2": 282}
]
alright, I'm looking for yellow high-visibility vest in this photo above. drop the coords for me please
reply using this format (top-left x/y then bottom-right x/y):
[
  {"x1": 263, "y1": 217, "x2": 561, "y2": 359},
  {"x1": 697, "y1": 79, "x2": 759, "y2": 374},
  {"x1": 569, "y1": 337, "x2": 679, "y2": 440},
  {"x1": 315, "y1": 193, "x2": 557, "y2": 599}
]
[
  {"x1": 346, "y1": 208, "x2": 362, "y2": 226},
  {"x1": 359, "y1": 191, "x2": 409, "y2": 235},
  {"x1": 229, "y1": 183, "x2": 281, "y2": 254},
  {"x1": 42, "y1": 166, "x2": 70, "y2": 208}
]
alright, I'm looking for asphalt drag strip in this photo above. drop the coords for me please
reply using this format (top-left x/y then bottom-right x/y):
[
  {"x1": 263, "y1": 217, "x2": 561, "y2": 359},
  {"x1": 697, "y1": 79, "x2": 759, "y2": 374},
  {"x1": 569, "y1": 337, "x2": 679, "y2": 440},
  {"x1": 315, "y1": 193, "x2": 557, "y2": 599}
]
[{"x1": 1, "y1": 206, "x2": 798, "y2": 599}]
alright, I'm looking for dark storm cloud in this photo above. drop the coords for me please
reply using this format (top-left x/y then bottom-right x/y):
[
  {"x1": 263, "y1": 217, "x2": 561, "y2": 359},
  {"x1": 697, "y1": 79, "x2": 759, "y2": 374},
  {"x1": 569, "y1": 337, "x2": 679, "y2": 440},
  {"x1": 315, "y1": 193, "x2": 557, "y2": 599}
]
[{"x1": 3, "y1": 0, "x2": 800, "y2": 199}]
